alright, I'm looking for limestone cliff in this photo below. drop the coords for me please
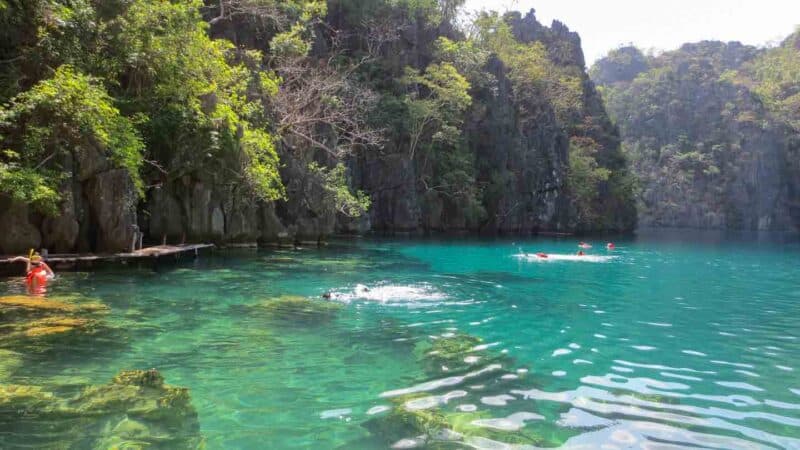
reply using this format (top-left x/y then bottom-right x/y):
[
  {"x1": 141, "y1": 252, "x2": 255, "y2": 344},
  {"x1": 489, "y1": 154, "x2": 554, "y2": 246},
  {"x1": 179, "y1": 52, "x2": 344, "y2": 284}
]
[{"x1": 592, "y1": 40, "x2": 800, "y2": 231}]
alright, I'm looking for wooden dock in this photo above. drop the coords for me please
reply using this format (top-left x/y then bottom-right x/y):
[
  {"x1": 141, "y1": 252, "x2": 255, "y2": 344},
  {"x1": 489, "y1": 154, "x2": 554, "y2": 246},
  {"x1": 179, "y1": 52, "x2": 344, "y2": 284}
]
[{"x1": 0, "y1": 244, "x2": 214, "y2": 272}]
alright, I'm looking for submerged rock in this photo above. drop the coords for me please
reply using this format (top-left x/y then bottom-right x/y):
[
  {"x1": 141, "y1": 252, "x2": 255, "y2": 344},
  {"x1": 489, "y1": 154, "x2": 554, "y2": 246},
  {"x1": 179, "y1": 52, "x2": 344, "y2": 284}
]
[
  {"x1": 415, "y1": 333, "x2": 510, "y2": 376},
  {"x1": 0, "y1": 349, "x2": 22, "y2": 379},
  {"x1": 363, "y1": 394, "x2": 550, "y2": 447},
  {"x1": 0, "y1": 295, "x2": 109, "y2": 346},
  {"x1": 362, "y1": 394, "x2": 451, "y2": 446},
  {"x1": 254, "y1": 295, "x2": 341, "y2": 323},
  {"x1": 0, "y1": 369, "x2": 202, "y2": 449},
  {"x1": 0, "y1": 295, "x2": 108, "y2": 315}
]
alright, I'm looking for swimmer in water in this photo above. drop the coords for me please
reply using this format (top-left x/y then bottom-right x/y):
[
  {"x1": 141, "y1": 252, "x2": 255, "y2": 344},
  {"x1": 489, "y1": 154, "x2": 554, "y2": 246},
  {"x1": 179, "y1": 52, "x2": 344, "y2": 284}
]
[
  {"x1": 11, "y1": 251, "x2": 55, "y2": 294},
  {"x1": 606, "y1": 242, "x2": 615, "y2": 250},
  {"x1": 577, "y1": 250, "x2": 585, "y2": 256}
]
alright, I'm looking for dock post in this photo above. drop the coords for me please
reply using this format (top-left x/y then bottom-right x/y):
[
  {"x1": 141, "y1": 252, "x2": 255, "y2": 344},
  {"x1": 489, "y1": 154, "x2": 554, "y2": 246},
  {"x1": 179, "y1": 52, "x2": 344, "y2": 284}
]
[{"x1": 130, "y1": 225, "x2": 139, "y2": 252}]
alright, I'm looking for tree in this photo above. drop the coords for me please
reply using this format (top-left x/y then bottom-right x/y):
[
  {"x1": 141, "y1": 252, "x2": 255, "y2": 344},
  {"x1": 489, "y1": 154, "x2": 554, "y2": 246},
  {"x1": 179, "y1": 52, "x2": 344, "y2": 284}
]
[
  {"x1": 0, "y1": 65, "x2": 144, "y2": 213},
  {"x1": 402, "y1": 62, "x2": 471, "y2": 160}
]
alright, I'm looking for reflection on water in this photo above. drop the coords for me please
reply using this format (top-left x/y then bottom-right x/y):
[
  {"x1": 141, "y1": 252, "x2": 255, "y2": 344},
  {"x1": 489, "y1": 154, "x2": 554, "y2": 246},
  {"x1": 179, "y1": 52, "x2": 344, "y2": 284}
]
[{"x1": 1, "y1": 235, "x2": 799, "y2": 449}]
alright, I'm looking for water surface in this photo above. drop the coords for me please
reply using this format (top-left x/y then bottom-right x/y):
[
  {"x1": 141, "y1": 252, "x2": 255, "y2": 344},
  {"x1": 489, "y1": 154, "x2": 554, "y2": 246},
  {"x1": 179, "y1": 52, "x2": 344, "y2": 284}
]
[{"x1": 2, "y1": 233, "x2": 800, "y2": 448}]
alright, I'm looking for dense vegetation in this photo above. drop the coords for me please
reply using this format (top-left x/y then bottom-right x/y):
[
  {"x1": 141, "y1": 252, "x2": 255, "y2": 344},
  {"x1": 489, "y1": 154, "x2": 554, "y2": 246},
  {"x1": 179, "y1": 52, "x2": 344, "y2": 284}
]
[
  {"x1": 592, "y1": 32, "x2": 800, "y2": 230},
  {"x1": 0, "y1": 0, "x2": 635, "y2": 252}
]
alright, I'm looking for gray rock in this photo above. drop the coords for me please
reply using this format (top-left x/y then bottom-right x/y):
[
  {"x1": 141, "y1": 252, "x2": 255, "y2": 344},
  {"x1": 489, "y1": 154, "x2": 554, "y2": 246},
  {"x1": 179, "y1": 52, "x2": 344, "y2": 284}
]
[
  {"x1": 84, "y1": 170, "x2": 137, "y2": 252},
  {"x1": 0, "y1": 199, "x2": 41, "y2": 254}
]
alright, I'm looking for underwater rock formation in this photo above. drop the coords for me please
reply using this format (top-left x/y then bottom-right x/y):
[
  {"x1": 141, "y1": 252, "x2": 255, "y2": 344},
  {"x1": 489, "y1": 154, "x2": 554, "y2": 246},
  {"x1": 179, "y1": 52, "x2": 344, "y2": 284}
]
[
  {"x1": 414, "y1": 333, "x2": 513, "y2": 376},
  {"x1": 0, "y1": 369, "x2": 202, "y2": 449},
  {"x1": 253, "y1": 295, "x2": 342, "y2": 324},
  {"x1": 362, "y1": 331, "x2": 550, "y2": 447},
  {"x1": 0, "y1": 295, "x2": 109, "y2": 345}
]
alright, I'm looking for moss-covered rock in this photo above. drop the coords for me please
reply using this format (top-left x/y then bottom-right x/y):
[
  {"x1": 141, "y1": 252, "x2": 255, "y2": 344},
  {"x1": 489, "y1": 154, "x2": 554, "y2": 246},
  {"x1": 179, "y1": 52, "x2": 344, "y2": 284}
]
[
  {"x1": 610, "y1": 389, "x2": 682, "y2": 405},
  {"x1": 0, "y1": 384, "x2": 57, "y2": 412},
  {"x1": 0, "y1": 369, "x2": 202, "y2": 449},
  {"x1": 363, "y1": 395, "x2": 550, "y2": 447},
  {"x1": 112, "y1": 369, "x2": 165, "y2": 388},
  {"x1": 0, "y1": 349, "x2": 22, "y2": 379},
  {"x1": 254, "y1": 295, "x2": 341, "y2": 323},
  {"x1": 414, "y1": 333, "x2": 514, "y2": 376},
  {"x1": 0, "y1": 295, "x2": 108, "y2": 315},
  {"x1": 446, "y1": 411, "x2": 549, "y2": 446},
  {"x1": 362, "y1": 393, "x2": 451, "y2": 445},
  {"x1": 0, "y1": 294, "x2": 109, "y2": 347}
]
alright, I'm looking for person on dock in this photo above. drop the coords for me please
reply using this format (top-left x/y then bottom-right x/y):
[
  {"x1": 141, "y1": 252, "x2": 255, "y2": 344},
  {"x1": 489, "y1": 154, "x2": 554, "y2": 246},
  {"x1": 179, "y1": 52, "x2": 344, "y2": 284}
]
[{"x1": 10, "y1": 251, "x2": 55, "y2": 293}]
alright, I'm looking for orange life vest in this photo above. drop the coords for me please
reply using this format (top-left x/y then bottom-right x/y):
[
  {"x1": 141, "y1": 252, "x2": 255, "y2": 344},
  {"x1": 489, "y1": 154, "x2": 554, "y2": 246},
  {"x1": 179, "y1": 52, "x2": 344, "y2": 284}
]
[{"x1": 26, "y1": 266, "x2": 48, "y2": 287}]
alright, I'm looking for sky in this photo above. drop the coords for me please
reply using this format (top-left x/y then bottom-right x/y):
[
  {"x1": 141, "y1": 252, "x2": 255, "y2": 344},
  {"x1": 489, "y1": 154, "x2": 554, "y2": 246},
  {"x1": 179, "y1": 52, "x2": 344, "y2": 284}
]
[{"x1": 462, "y1": 0, "x2": 800, "y2": 66}]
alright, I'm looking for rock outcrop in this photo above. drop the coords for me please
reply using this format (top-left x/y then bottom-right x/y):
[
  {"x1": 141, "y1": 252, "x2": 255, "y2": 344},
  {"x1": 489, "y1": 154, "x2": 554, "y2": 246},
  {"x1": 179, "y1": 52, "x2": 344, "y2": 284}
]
[
  {"x1": 347, "y1": 9, "x2": 634, "y2": 235},
  {"x1": 0, "y1": 369, "x2": 202, "y2": 449},
  {"x1": 593, "y1": 41, "x2": 800, "y2": 231}
]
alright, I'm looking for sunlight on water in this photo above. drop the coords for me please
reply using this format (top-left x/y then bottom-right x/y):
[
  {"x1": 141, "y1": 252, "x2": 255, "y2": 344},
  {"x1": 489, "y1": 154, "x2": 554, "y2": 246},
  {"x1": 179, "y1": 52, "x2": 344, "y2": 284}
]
[{"x1": 1, "y1": 233, "x2": 799, "y2": 449}]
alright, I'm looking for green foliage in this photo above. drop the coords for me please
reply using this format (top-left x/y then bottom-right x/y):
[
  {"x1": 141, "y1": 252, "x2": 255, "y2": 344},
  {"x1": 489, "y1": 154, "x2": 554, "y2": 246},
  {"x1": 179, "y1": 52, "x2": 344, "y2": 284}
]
[
  {"x1": 472, "y1": 11, "x2": 583, "y2": 123},
  {"x1": 433, "y1": 37, "x2": 494, "y2": 87},
  {"x1": 100, "y1": 0, "x2": 285, "y2": 200},
  {"x1": 568, "y1": 137, "x2": 610, "y2": 223},
  {"x1": 402, "y1": 62, "x2": 471, "y2": 158},
  {"x1": 271, "y1": 24, "x2": 312, "y2": 60},
  {"x1": 742, "y1": 32, "x2": 800, "y2": 128},
  {"x1": 308, "y1": 162, "x2": 371, "y2": 217},
  {"x1": 0, "y1": 162, "x2": 61, "y2": 214},
  {"x1": 0, "y1": 65, "x2": 144, "y2": 204},
  {"x1": 0, "y1": 0, "x2": 293, "y2": 212},
  {"x1": 593, "y1": 36, "x2": 800, "y2": 229},
  {"x1": 241, "y1": 129, "x2": 285, "y2": 201}
]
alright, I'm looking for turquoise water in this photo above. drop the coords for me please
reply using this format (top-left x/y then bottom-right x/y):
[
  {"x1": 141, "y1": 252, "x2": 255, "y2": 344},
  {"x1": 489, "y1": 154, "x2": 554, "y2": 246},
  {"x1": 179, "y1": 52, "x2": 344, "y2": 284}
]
[{"x1": 2, "y1": 233, "x2": 800, "y2": 448}]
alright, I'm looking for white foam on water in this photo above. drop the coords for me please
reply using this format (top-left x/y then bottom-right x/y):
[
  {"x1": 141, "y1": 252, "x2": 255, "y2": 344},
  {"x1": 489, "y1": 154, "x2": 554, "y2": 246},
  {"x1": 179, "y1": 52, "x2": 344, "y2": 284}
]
[
  {"x1": 320, "y1": 408, "x2": 351, "y2": 419},
  {"x1": 367, "y1": 405, "x2": 390, "y2": 415},
  {"x1": 329, "y1": 283, "x2": 447, "y2": 304},
  {"x1": 470, "y1": 411, "x2": 544, "y2": 431},
  {"x1": 513, "y1": 253, "x2": 616, "y2": 263}
]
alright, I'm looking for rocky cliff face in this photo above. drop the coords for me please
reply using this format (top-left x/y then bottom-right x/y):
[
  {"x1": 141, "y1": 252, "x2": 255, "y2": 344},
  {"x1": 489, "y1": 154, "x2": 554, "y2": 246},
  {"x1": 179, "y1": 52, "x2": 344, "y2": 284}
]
[
  {"x1": 0, "y1": 143, "x2": 138, "y2": 254},
  {"x1": 593, "y1": 42, "x2": 800, "y2": 231},
  {"x1": 0, "y1": 4, "x2": 636, "y2": 255},
  {"x1": 349, "y1": 9, "x2": 634, "y2": 235}
]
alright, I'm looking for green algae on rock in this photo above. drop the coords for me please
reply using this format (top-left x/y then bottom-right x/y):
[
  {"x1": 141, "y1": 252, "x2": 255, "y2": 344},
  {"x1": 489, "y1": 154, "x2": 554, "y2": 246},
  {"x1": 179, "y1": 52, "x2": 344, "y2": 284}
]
[
  {"x1": 362, "y1": 393, "x2": 452, "y2": 446},
  {"x1": 0, "y1": 294, "x2": 109, "y2": 346},
  {"x1": 254, "y1": 295, "x2": 342, "y2": 324},
  {"x1": 0, "y1": 349, "x2": 22, "y2": 380},
  {"x1": 414, "y1": 333, "x2": 512, "y2": 376},
  {"x1": 0, "y1": 369, "x2": 202, "y2": 449},
  {"x1": 363, "y1": 394, "x2": 551, "y2": 448}
]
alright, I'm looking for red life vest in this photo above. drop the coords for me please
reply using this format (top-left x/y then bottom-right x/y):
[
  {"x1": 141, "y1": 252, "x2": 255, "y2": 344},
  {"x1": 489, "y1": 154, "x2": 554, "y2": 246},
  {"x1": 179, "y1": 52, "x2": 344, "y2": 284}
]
[{"x1": 26, "y1": 266, "x2": 48, "y2": 287}]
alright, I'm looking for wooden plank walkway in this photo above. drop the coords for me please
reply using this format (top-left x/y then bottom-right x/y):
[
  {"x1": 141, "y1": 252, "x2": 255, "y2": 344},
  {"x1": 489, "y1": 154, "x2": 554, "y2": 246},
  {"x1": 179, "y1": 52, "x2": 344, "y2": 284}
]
[{"x1": 0, "y1": 244, "x2": 214, "y2": 267}]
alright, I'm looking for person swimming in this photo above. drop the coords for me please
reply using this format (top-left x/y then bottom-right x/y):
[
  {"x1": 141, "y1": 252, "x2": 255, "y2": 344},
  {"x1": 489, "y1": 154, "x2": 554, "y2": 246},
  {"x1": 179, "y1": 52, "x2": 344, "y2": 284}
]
[
  {"x1": 11, "y1": 251, "x2": 55, "y2": 293},
  {"x1": 606, "y1": 242, "x2": 615, "y2": 250},
  {"x1": 577, "y1": 250, "x2": 585, "y2": 256}
]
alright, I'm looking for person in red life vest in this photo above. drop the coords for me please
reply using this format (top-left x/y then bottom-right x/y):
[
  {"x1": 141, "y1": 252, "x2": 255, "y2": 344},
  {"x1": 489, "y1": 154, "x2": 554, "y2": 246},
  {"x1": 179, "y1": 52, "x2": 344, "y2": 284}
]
[
  {"x1": 10, "y1": 251, "x2": 55, "y2": 293},
  {"x1": 577, "y1": 250, "x2": 585, "y2": 256}
]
